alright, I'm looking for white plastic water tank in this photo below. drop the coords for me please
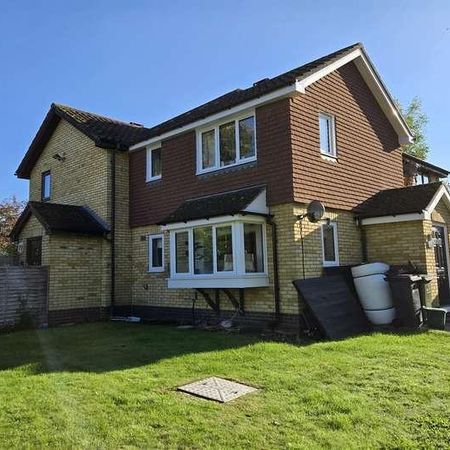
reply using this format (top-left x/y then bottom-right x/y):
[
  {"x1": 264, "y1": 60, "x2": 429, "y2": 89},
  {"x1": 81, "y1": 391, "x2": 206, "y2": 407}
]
[{"x1": 351, "y1": 262, "x2": 396, "y2": 325}]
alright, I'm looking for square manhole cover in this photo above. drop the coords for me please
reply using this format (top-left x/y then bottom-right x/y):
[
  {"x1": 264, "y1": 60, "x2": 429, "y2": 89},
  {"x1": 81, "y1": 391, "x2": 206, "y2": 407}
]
[{"x1": 178, "y1": 377, "x2": 257, "y2": 403}]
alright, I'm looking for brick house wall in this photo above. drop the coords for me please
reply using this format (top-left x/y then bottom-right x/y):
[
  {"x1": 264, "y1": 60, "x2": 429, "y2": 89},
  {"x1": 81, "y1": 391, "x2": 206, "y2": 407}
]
[
  {"x1": 128, "y1": 203, "x2": 362, "y2": 325},
  {"x1": 129, "y1": 99, "x2": 293, "y2": 227},
  {"x1": 290, "y1": 62, "x2": 404, "y2": 210},
  {"x1": 126, "y1": 60, "x2": 405, "y2": 326},
  {"x1": 18, "y1": 119, "x2": 132, "y2": 320}
]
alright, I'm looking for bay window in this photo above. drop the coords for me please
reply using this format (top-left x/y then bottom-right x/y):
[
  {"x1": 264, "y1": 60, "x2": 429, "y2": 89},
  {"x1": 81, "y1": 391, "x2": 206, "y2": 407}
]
[
  {"x1": 167, "y1": 217, "x2": 268, "y2": 288},
  {"x1": 197, "y1": 113, "x2": 256, "y2": 174}
]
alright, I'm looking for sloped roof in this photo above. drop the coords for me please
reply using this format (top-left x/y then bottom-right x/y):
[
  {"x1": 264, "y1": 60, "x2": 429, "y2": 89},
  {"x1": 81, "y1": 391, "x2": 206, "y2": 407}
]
[
  {"x1": 402, "y1": 153, "x2": 449, "y2": 178},
  {"x1": 15, "y1": 103, "x2": 154, "y2": 179},
  {"x1": 158, "y1": 185, "x2": 266, "y2": 225},
  {"x1": 10, "y1": 201, "x2": 110, "y2": 240},
  {"x1": 138, "y1": 43, "x2": 363, "y2": 141},
  {"x1": 354, "y1": 182, "x2": 443, "y2": 219}
]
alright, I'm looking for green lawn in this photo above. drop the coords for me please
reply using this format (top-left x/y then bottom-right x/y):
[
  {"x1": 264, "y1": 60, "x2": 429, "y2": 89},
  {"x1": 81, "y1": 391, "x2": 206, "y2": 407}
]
[{"x1": 0, "y1": 324, "x2": 449, "y2": 449}]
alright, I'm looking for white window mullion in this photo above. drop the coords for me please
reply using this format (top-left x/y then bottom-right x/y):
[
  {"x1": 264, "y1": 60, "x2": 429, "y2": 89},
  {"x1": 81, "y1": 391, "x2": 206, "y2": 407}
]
[
  {"x1": 212, "y1": 226, "x2": 218, "y2": 274},
  {"x1": 235, "y1": 119, "x2": 240, "y2": 162},
  {"x1": 233, "y1": 222, "x2": 244, "y2": 276},
  {"x1": 215, "y1": 127, "x2": 220, "y2": 169},
  {"x1": 188, "y1": 228, "x2": 194, "y2": 275}
]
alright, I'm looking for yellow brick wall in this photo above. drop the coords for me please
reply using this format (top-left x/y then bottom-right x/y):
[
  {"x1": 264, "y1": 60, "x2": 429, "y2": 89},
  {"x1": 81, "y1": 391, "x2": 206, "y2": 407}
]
[
  {"x1": 364, "y1": 218, "x2": 448, "y2": 307},
  {"x1": 19, "y1": 118, "x2": 132, "y2": 311},
  {"x1": 46, "y1": 234, "x2": 109, "y2": 311},
  {"x1": 365, "y1": 220, "x2": 427, "y2": 267},
  {"x1": 29, "y1": 120, "x2": 110, "y2": 222},
  {"x1": 113, "y1": 151, "x2": 132, "y2": 305},
  {"x1": 130, "y1": 203, "x2": 362, "y2": 318}
]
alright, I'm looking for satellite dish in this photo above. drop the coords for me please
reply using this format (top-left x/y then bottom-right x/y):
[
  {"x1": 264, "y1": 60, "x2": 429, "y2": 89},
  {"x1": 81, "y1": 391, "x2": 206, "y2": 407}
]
[{"x1": 306, "y1": 200, "x2": 326, "y2": 223}]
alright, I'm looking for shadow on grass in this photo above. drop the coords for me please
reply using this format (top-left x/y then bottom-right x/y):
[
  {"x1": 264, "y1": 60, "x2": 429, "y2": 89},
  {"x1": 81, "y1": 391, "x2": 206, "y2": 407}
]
[{"x1": 0, "y1": 322, "x2": 264, "y2": 374}]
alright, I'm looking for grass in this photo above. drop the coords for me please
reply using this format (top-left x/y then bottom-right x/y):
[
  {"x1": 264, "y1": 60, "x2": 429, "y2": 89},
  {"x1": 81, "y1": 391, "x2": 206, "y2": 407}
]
[{"x1": 0, "y1": 324, "x2": 449, "y2": 449}]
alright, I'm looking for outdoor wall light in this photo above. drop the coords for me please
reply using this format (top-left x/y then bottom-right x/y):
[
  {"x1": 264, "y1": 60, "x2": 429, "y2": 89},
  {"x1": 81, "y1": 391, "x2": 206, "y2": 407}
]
[{"x1": 52, "y1": 152, "x2": 66, "y2": 162}]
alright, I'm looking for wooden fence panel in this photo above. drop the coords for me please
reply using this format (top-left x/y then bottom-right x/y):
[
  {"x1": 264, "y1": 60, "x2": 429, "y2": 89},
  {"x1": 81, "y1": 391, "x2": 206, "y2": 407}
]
[
  {"x1": 0, "y1": 266, "x2": 48, "y2": 329},
  {"x1": 0, "y1": 255, "x2": 19, "y2": 267}
]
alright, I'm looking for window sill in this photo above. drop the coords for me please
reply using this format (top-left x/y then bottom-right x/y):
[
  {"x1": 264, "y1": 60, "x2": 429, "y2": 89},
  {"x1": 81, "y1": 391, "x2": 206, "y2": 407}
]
[
  {"x1": 320, "y1": 153, "x2": 338, "y2": 162},
  {"x1": 167, "y1": 274, "x2": 269, "y2": 289},
  {"x1": 148, "y1": 268, "x2": 165, "y2": 273},
  {"x1": 197, "y1": 157, "x2": 257, "y2": 176},
  {"x1": 323, "y1": 262, "x2": 339, "y2": 267},
  {"x1": 146, "y1": 177, "x2": 162, "y2": 185}
]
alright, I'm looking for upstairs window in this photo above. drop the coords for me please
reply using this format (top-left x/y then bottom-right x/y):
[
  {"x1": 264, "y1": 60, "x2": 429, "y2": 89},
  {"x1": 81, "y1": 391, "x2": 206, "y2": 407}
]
[
  {"x1": 197, "y1": 114, "x2": 256, "y2": 174},
  {"x1": 415, "y1": 172, "x2": 430, "y2": 185},
  {"x1": 146, "y1": 146, "x2": 162, "y2": 182},
  {"x1": 41, "y1": 171, "x2": 51, "y2": 201},
  {"x1": 319, "y1": 113, "x2": 336, "y2": 157},
  {"x1": 321, "y1": 222, "x2": 339, "y2": 267},
  {"x1": 148, "y1": 234, "x2": 164, "y2": 272}
]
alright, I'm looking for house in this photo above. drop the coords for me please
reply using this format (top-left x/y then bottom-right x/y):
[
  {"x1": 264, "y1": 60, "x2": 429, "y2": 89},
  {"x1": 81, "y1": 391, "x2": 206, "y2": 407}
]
[{"x1": 10, "y1": 43, "x2": 450, "y2": 328}]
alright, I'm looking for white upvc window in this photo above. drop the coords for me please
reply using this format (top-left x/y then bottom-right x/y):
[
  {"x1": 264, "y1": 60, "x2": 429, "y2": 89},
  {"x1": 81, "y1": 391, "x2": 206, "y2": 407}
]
[
  {"x1": 148, "y1": 234, "x2": 164, "y2": 272},
  {"x1": 146, "y1": 145, "x2": 162, "y2": 182},
  {"x1": 321, "y1": 221, "x2": 339, "y2": 267},
  {"x1": 166, "y1": 216, "x2": 268, "y2": 288},
  {"x1": 319, "y1": 113, "x2": 337, "y2": 157},
  {"x1": 196, "y1": 112, "x2": 257, "y2": 174}
]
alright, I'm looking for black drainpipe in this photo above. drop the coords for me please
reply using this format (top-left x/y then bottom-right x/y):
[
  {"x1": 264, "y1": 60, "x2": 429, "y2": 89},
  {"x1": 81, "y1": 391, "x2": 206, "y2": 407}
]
[
  {"x1": 267, "y1": 216, "x2": 281, "y2": 324},
  {"x1": 110, "y1": 148, "x2": 117, "y2": 317}
]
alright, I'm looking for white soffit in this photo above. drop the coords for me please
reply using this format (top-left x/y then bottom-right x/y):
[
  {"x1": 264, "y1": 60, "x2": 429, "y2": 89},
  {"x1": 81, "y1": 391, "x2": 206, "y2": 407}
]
[{"x1": 243, "y1": 189, "x2": 269, "y2": 215}]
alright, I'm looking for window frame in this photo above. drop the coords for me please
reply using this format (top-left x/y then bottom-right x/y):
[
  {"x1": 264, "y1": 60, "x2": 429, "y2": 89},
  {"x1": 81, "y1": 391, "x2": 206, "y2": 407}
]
[
  {"x1": 146, "y1": 145, "x2": 162, "y2": 182},
  {"x1": 148, "y1": 233, "x2": 164, "y2": 272},
  {"x1": 319, "y1": 113, "x2": 337, "y2": 158},
  {"x1": 41, "y1": 170, "x2": 51, "y2": 201},
  {"x1": 196, "y1": 111, "x2": 257, "y2": 175},
  {"x1": 168, "y1": 216, "x2": 268, "y2": 284},
  {"x1": 321, "y1": 221, "x2": 339, "y2": 267}
]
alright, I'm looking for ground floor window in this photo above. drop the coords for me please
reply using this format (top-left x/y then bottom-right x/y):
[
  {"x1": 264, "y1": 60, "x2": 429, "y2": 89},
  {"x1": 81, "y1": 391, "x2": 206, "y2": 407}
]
[
  {"x1": 148, "y1": 234, "x2": 164, "y2": 272},
  {"x1": 321, "y1": 221, "x2": 339, "y2": 266},
  {"x1": 166, "y1": 217, "x2": 268, "y2": 288}
]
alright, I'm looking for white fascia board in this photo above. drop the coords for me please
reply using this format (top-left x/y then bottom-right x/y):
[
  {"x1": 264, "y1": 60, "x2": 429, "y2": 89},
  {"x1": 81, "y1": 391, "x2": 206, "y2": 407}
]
[
  {"x1": 129, "y1": 85, "x2": 299, "y2": 151},
  {"x1": 161, "y1": 213, "x2": 266, "y2": 231},
  {"x1": 360, "y1": 213, "x2": 425, "y2": 225},
  {"x1": 296, "y1": 49, "x2": 363, "y2": 93},
  {"x1": 424, "y1": 184, "x2": 450, "y2": 215},
  {"x1": 243, "y1": 189, "x2": 269, "y2": 215},
  {"x1": 167, "y1": 275, "x2": 270, "y2": 289},
  {"x1": 297, "y1": 48, "x2": 413, "y2": 145}
]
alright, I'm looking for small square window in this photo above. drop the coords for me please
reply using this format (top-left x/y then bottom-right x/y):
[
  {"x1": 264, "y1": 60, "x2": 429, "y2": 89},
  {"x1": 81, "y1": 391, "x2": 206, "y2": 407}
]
[
  {"x1": 319, "y1": 113, "x2": 336, "y2": 157},
  {"x1": 148, "y1": 234, "x2": 164, "y2": 272},
  {"x1": 146, "y1": 147, "x2": 162, "y2": 181},
  {"x1": 321, "y1": 222, "x2": 339, "y2": 266},
  {"x1": 41, "y1": 171, "x2": 51, "y2": 201}
]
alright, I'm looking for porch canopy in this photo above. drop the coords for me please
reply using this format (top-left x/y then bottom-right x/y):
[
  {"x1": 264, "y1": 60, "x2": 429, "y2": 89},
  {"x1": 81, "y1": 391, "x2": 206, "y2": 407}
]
[
  {"x1": 355, "y1": 182, "x2": 450, "y2": 225},
  {"x1": 10, "y1": 201, "x2": 110, "y2": 240}
]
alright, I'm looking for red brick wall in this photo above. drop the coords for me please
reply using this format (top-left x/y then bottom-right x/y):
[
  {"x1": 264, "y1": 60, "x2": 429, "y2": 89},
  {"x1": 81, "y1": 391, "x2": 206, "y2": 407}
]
[
  {"x1": 130, "y1": 61, "x2": 405, "y2": 227},
  {"x1": 130, "y1": 99, "x2": 293, "y2": 226},
  {"x1": 290, "y1": 62, "x2": 404, "y2": 210}
]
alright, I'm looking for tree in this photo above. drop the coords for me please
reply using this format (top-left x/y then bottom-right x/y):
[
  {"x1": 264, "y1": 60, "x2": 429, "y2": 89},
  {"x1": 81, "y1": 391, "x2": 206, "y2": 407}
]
[
  {"x1": 397, "y1": 97, "x2": 429, "y2": 160},
  {"x1": 0, "y1": 197, "x2": 26, "y2": 255}
]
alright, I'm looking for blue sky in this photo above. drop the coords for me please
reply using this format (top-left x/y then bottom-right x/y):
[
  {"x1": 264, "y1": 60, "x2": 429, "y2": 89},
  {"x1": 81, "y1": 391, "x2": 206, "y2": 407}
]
[{"x1": 1, "y1": 0, "x2": 449, "y2": 201}]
